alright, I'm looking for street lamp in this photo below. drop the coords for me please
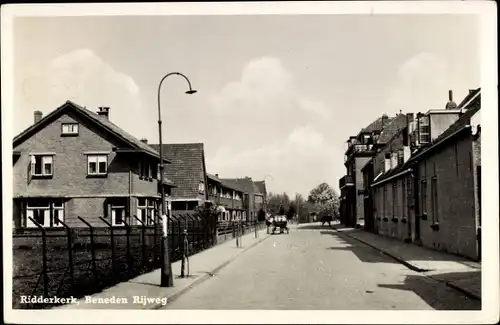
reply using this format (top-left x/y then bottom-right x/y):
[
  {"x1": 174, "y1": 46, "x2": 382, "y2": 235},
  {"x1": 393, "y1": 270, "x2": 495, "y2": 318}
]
[{"x1": 158, "y1": 72, "x2": 197, "y2": 287}]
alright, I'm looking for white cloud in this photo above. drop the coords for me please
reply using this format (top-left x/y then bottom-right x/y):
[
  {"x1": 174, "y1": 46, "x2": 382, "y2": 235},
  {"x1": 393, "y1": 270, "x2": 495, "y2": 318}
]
[
  {"x1": 387, "y1": 52, "x2": 450, "y2": 112},
  {"x1": 206, "y1": 57, "x2": 340, "y2": 196},
  {"x1": 210, "y1": 56, "x2": 330, "y2": 119},
  {"x1": 207, "y1": 125, "x2": 342, "y2": 196},
  {"x1": 16, "y1": 48, "x2": 145, "y2": 136}
]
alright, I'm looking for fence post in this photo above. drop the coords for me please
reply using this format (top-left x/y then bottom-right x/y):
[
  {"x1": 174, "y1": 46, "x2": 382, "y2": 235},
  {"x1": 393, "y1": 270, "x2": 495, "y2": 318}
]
[
  {"x1": 122, "y1": 219, "x2": 132, "y2": 274},
  {"x1": 133, "y1": 215, "x2": 147, "y2": 269},
  {"x1": 146, "y1": 215, "x2": 156, "y2": 264},
  {"x1": 56, "y1": 218, "x2": 74, "y2": 289},
  {"x1": 254, "y1": 218, "x2": 258, "y2": 239},
  {"x1": 28, "y1": 217, "x2": 48, "y2": 298},
  {"x1": 239, "y1": 219, "x2": 243, "y2": 247},
  {"x1": 78, "y1": 216, "x2": 97, "y2": 283},
  {"x1": 180, "y1": 228, "x2": 187, "y2": 278},
  {"x1": 99, "y1": 217, "x2": 117, "y2": 274},
  {"x1": 235, "y1": 220, "x2": 239, "y2": 247}
]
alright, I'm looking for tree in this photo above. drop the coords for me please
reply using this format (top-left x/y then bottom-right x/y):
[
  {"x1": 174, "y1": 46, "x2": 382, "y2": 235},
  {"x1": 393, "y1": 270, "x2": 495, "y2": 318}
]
[
  {"x1": 307, "y1": 182, "x2": 340, "y2": 218},
  {"x1": 278, "y1": 205, "x2": 286, "y2": 215},
  {"x1": 267, "y1": 192, "x2": 291, "y2": 215},
  {"x1": 286, "y1": 203, "x2": 296, "y2": 220}
]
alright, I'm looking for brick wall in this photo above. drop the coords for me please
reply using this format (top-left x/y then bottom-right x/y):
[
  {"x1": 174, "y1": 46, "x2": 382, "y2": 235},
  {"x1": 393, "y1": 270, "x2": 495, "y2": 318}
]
[
  {"x1": 354, "y1": 156, "x2": 371, "y2": 224},
  {"x1": 415, "y1": 134, "x2": 478, "y2": 260}
]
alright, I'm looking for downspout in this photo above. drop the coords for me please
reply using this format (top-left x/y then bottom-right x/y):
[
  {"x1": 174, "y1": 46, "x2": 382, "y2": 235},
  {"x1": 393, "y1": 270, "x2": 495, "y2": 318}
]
[{"x1": 129, "y1": 170, "x2": 132, "y2": 224}]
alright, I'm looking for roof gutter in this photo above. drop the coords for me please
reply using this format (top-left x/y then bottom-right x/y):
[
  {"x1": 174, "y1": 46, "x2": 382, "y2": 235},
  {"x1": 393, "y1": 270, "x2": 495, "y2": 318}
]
[
  {"x1": 371, "y1": 168, "x2": 413, "y2": 188},
  {"x1": 113, "y1": 147, "x2": 171, "y2": 164}
]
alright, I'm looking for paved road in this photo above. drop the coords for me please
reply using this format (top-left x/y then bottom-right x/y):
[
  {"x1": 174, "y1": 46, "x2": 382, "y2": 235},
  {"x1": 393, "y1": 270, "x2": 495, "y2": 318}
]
[{"x1": 164, "y1": 224, "x2": 480, "y2": 310}]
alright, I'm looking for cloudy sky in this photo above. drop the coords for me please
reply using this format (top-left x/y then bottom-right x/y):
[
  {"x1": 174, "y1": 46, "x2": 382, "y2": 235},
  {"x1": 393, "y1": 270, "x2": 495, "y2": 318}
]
[{"x1": 12, "y1": 14, "x2": 479, "y2": 196}]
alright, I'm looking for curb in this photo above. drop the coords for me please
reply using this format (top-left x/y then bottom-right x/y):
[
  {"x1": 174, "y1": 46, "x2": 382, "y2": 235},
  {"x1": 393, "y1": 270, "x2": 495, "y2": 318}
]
[
  {"x1": 441, "y1": 280, "x2": 481, "y2": 301},
  {"x1": 149, "y1": 232, "x2": 271, "y2": 309},
  {"x1": 332, "y1": 228, "x2": 481, "y2": 301},
  {"x1": 332, "y1": 228, "x2": 430, "y2": 273}
]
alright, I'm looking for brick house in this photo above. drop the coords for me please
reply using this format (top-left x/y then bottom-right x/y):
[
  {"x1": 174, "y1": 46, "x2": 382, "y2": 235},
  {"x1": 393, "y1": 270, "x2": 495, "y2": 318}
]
[
  {"x1": 254, "y1": 180, "x2": 268, "y2": 221},
  {"x1": 339, "y1": 114, "x2": 393, "y2": 227},
  {"x1": 149, "y1": 143, "x2": 209, "y2": 213},
  {"x1": 219, "y1": 177, "x2": 260, "y2": 223},
  {"x1": 12, "y1": 101, "x2": 175, "y2": 229},
  {"x1": 367, "y1": 89, "x2": 481, "y2": 260},
  {"x1": 360, "y1": 113, "x2": 412, "y2": 234},
  {"x1": 206, "y1": 173, "x2": 246, "y2": 221}
]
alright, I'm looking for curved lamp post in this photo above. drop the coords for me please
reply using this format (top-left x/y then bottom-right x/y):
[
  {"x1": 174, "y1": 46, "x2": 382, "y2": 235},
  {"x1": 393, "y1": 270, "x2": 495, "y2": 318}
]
[{"x1": 158, "y1": 72, "x2": 197, "y2": 287}]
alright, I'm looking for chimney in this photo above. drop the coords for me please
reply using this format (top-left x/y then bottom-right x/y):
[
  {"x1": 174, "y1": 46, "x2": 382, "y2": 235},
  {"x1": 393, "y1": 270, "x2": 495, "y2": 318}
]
[
  {"x1": 445, "y1": 90, "x2": 458, "y2": 110},
  {"x1": 97, "y1": 106, "x2": 110, "y2": 120},
  {"x1": 215, "y1": 173, "x2": 219, "y2": 178},
  {"x1": 34, "y1": 111, "x2": 43, "y2": 124},
  {"x1": 391, "y1": 152, "x2": 398, "y2": 169},
  {"x1": 140, "y1": 138, "x2": 148, "y2": 144},
  {"x1": 381, "y1": 114, "x2": 389, "y2": 129},
  {"x1": 403, "y1": 146, "x2": 411, "y2": 163},
  {"x1": 384, "y1": 153, "x2": 391, "y2": 172}
]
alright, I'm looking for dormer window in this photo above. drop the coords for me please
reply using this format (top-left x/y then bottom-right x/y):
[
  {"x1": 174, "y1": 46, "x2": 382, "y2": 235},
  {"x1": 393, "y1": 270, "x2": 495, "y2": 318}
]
[{"x1": 61, "y1": 123, "x2": 79, "y2": 136}]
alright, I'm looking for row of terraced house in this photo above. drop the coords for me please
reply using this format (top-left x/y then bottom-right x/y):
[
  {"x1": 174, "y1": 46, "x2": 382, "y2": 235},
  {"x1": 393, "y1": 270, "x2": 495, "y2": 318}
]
[
  {"x1": 339, "y1": 88, "x2": 481, "y2": 261},
  {"x1": 12, "y1": 101, "x2": 268, "y2": 229}
]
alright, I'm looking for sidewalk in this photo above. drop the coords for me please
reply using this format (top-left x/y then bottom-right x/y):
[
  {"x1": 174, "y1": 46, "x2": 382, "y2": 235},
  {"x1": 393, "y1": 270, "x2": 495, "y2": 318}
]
[
  {"x1": 55, "y1": 228, "x2": 271, "y2": 310},
  {"x1": 332, "y1": 224, "x2": 481, "y2": 300}
]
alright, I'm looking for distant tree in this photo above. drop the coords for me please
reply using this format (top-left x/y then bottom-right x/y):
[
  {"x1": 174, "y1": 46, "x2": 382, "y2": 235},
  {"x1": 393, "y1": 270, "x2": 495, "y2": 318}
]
[
  {"x1": 286, "y1": 204, "x2": 296, "y2": 220},
  {"x1": 307, "y1": 182, "x2": 340, "y2": 218},
  {"x1": 278, "y1": 205, "x2": 286, "y2": 215}
]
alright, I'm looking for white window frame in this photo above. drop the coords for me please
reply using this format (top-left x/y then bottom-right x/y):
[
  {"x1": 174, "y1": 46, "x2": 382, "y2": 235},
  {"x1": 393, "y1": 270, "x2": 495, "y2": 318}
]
[
  {"x1": 137, "y1": 198, "x2": 156, "y2": 225},
  {"x1": 111, "y1": 202, "x2": 126, "y2": 226},
  {"x1": 31, "y1": 154, "x2": 54, "y2": 177},
  {"x1": 61, "y1": 123, "x2": 79, "y2": 135},
  {"x1": 199, "y1": 181, "x2": 205, "y2": 193},
  {"x1": 25, "y1": 199, "x2": 64, "y2": 228},
  {"x1": 87, "y1": 154, "x2": 108, "y2": 175}
]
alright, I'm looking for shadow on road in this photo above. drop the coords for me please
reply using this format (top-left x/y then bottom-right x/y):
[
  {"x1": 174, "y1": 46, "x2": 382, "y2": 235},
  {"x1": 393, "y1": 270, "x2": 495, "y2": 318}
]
[
  {"x1": 377, "y1": 271, "x2": 481, "y2": 310},
  {"x1": 296, "y1": 223, "x2": 349, "y2": 231},
  {"x1": 321, "y1": 231, "x2": 398, "y2": 264}
]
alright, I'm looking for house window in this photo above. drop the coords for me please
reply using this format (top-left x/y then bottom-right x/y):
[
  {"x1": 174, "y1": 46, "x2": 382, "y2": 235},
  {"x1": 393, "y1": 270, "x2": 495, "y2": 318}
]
[
  {"x1": 25, "y1": 199, "x2": 64, "y2": 228},
  {"x1": 110, "y1": 200, "x2": 127, "y2": 226},
  {"x1": 421, "y1": 179, "x2": 427, "y2": 215},
  {"x1": 199, "y1": 181, "x2": 205, "y2": 193},
  {"x1": 418, "y1": 116, "x2": 431, "y2": 144},
  {"x1": 431, "y1": 177, "x2": 438, "y2": 223},
  {"x1": 31, "y1": 155, "x2": 53, "y2": 177},
  {"x1": 61, "y1": 123, "x2": 79, "y2": 135},
  {"x1": 88, "y1": 155, "x2": 108, "y2": 175},
  {"x1": 137, "y1": 198, "x2": 156, "y2": 225}
]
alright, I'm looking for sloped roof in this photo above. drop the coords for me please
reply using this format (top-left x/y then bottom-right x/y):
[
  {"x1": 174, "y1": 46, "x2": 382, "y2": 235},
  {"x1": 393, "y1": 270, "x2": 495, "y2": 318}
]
[
  {"x1": 408, "y1": 89, "x2": 480, "y2": 163},
  {"x1": 373, "y1": 89, "x2": 481, "y2": 187},
  {"x1": 150, "y1": 143, "x2": 206, "y2": 199},
  {"x1": 377, "y1": 114, "x2": 408, "y2": 144},
  {"x1": 457, "y1": 88, "x2": 481, "y2": 108},
  {"x1": 359, "y1": 115, "x2": 394, "y2": 134},
  {"x1": 220, "y1": 177, "x2": 255, "y2": 195},
  {"x1": 254, "y1": 181, "x2": 267, "y2": 195},
  {"x1": 207, "y1": 173, "x2": 222, "y2": 183},
  {"x1": 219, "y1": 178, "x2": 245, "y2": 193},
  {"x1": 13, "y1": 101, "x2": 169, "y2": 162}
]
